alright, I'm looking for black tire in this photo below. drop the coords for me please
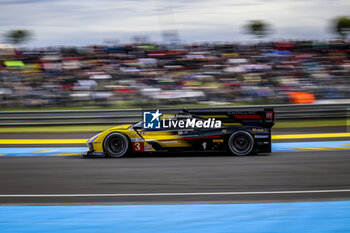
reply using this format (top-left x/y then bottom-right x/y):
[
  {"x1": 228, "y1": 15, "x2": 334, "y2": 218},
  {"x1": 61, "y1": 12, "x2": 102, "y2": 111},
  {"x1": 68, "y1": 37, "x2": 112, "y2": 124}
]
[
  {"x1": 228, "y1": 131, "x2": 254, "y2": 156},
  {"x1": 104, "y1": 132, "x2": 130, "y2": 158}
]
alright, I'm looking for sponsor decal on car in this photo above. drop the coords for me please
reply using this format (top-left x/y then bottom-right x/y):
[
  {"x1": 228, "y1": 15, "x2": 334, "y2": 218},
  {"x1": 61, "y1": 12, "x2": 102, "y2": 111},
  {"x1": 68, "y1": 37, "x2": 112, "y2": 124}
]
[
  {"x1": 213, "y1": 139, "x2": 224, "y2": 142},
  {"x1": 131, "y1": 138, "x2": 153, "y2": 152},
  {"x1": 252, "y1": 128, "x2": 269, "y2": 133},
  {"x1": 254, "y1": 135, "x2": 269, "y2": 139}
]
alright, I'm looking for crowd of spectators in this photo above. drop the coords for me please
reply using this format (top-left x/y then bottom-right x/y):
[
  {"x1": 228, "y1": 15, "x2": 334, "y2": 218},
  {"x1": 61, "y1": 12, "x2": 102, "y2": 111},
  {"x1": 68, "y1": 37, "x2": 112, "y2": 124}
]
[{"x1": 0, "y1": 40, "x2": 349, "y2": 109}]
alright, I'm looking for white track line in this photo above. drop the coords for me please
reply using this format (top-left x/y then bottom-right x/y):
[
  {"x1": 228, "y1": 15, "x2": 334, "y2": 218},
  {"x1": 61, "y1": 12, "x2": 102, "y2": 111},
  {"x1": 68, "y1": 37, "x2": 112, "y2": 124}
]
[{"x1": 1, "y1": 189, "x2": 350, "y2": 197}]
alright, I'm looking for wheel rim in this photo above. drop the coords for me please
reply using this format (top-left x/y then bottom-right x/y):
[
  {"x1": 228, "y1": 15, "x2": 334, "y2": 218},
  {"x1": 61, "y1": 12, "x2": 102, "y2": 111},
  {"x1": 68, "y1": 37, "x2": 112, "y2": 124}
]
[
  {"x1": 104, "y1": 133, "x2": 129, "y2": 157},
  {"x1": 229, "y1": 131, "x2": 253, "y2": 155},
  {"x1": 233, "y1": 134, "x2": 250, "y2": 152},
  {"x1": 109, "y1": 137, "x2": 125, "y2": 154}
]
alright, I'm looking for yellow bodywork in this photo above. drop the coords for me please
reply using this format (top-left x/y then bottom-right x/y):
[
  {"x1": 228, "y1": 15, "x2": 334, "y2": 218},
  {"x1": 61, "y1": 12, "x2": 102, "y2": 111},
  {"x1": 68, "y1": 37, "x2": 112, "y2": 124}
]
[{"x1": 89, "y1": 124, "x2": 190, "y2": 154}]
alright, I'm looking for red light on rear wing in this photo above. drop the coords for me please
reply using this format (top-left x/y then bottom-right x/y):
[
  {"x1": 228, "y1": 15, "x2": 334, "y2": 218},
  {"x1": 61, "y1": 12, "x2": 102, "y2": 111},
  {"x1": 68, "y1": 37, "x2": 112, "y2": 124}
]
[
  {"x1": 264, "y1": 109, "x2": 275, "y2": 126},
  {"x1": 232, "y1": 114, "x2": 262, "y2": 119},
  {"x1": 265, "y1": 112, "x2": 274, "y2": 120}
]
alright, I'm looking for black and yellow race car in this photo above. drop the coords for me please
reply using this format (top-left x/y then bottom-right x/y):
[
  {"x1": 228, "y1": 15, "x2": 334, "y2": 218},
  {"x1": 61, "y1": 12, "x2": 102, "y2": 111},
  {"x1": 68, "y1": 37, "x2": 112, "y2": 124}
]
[{"x1": 82, "y1": 108, "x2": 275, "y2": 158}]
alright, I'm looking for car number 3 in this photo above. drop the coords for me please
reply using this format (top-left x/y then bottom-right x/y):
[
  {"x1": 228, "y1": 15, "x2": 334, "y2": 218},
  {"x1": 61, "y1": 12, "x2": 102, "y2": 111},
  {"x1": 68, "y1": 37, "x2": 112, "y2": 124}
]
[
  {"x1": 132, "y1": 141, "x2": 144, "y2": 152},
  {"x1": 134, "y1": 142, "x2": 141, "y2": 151}
]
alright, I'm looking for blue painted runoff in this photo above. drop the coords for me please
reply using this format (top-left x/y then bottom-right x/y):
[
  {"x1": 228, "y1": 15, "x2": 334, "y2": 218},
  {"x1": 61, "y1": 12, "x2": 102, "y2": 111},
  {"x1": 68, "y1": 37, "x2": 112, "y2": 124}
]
[
  {"x1": 0, "y1": 147, "x2": 87, "y2": 156},
  {"x1": 272, "y1": 140, "x2": 350, "y2": 152},
  {"x1": 1, "y1": 201, "x2": 350, "y2": 233}
]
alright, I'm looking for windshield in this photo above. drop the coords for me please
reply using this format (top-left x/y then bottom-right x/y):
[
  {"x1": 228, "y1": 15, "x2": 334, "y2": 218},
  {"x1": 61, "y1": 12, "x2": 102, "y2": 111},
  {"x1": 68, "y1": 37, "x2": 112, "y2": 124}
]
[{"x1": 131, "y1": 121, "x2": 143, "y2": 129}]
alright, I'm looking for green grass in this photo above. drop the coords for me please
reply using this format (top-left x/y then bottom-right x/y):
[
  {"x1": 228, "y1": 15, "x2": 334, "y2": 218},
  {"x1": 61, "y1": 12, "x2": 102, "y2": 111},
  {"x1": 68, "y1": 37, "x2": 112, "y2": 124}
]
[
  {"x1": 0, "y1": 119, "x2": 348, "y2": 133},
  {"x1": 0, "y1": 125, "x2": 116, "y2": 133},
  {"x1": 275, "y1": 119, "x2": 349, "y2": 129}
]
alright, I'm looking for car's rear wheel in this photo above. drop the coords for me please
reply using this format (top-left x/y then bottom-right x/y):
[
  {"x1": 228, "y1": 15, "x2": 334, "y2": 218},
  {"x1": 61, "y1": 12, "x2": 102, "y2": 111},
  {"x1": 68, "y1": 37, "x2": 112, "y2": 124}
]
[
  {"x1": 228, "y1": 131, "x2": 254, "y2": 156},
  {"x1": 104, "y1": 132, "x2": 129, "y2": 158}
]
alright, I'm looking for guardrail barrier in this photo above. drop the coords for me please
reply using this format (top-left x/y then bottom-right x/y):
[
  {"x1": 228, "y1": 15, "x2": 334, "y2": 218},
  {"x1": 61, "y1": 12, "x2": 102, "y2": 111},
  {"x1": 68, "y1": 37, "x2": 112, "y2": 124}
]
[{"x1": 0, "y1": 103, "x2": 348, "y2": 126}]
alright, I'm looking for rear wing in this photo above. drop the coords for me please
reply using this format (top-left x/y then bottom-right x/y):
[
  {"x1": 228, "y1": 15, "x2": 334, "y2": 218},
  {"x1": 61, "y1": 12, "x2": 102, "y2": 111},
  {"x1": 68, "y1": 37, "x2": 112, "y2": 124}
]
[{"x1": 188, "y1": 108, "x2": 275, "y2": 128}]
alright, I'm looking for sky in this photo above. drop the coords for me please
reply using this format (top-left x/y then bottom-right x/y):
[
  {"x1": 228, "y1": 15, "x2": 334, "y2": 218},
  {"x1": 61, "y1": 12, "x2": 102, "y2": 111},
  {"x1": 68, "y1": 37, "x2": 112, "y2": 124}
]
[{"x1": 0, "y1": 0, "x2": 349, "y2": 47}]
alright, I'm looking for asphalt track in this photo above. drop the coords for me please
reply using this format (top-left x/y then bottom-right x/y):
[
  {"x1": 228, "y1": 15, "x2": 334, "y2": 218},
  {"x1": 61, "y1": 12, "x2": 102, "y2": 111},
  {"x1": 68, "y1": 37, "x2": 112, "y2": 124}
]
[
  {"x1": 1, "y1": 150, "x2": 350, "y2": 205},
  {"x1": 0, "y1": 126, "x2": 349, "y2": 206}
]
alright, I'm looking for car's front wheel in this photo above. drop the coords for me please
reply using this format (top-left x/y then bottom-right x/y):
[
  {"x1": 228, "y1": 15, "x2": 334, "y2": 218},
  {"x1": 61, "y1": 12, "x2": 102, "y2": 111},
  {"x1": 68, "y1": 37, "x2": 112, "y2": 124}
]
[
  {"x1": 228, "y1": 131, "x2": 254, "y2": 156},
  {"x1": 104, "y1": 132, "x2": 129, "y2": 158}
]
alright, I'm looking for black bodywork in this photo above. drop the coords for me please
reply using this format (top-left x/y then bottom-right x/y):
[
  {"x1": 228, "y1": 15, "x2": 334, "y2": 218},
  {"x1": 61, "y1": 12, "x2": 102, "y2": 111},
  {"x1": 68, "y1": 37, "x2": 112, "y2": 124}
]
[{"x1": 137, "y1": 108, "x2": 275, "y2": 154}]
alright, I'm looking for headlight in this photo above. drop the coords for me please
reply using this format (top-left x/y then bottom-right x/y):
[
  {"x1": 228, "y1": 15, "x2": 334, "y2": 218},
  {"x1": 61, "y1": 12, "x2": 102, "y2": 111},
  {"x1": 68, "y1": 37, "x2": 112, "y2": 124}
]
[
  {"x1": 87, "y1": 133, "x2": 101, "y2": 152},
  {"x1": 88, "y1": 133, "x2": 101, "y2": 143}
]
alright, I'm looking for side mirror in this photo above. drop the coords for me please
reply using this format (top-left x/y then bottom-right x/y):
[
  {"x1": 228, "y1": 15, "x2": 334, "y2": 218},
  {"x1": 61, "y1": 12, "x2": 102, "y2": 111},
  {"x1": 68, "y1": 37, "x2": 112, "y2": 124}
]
[{"x1": 133, "y1": 126, "x2": 142, "y2": 130}]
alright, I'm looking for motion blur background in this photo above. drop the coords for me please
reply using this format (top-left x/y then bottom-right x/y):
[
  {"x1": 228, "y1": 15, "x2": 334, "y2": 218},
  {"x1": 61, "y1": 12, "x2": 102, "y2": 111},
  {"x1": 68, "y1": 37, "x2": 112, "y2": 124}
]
[
  {"x1": 1, "y1": 2, "x2": 350, "y2": 232},
  {"x1": 0, "y1": 0, "x2": 349, "y2": 110}
]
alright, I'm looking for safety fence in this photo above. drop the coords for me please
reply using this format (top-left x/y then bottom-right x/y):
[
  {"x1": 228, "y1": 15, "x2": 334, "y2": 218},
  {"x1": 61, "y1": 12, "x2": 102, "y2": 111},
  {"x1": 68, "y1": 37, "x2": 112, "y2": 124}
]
[{"x1": 0, "y1": 103, "x2": 348, "y2": 126}]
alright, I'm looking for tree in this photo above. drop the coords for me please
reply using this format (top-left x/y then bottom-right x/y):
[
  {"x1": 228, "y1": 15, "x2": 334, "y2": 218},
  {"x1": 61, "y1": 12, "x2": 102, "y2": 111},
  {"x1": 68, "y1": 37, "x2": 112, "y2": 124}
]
[
  {"x1": 245, "y1": 20, "x2": 270, "y2": 39},
  {"x1": 5, "y1": 29, "x2": 31, "y2": 45},
  {"x1": 333, "y1": 16, "x2": 350, "y2": 39}
]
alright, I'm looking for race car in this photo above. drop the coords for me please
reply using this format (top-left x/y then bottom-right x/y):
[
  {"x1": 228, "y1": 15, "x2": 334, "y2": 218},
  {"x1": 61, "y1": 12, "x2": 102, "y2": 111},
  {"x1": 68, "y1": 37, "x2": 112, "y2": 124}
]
[{"x1": 82, "y1": 108, "x2": 275, "y2": 158}]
